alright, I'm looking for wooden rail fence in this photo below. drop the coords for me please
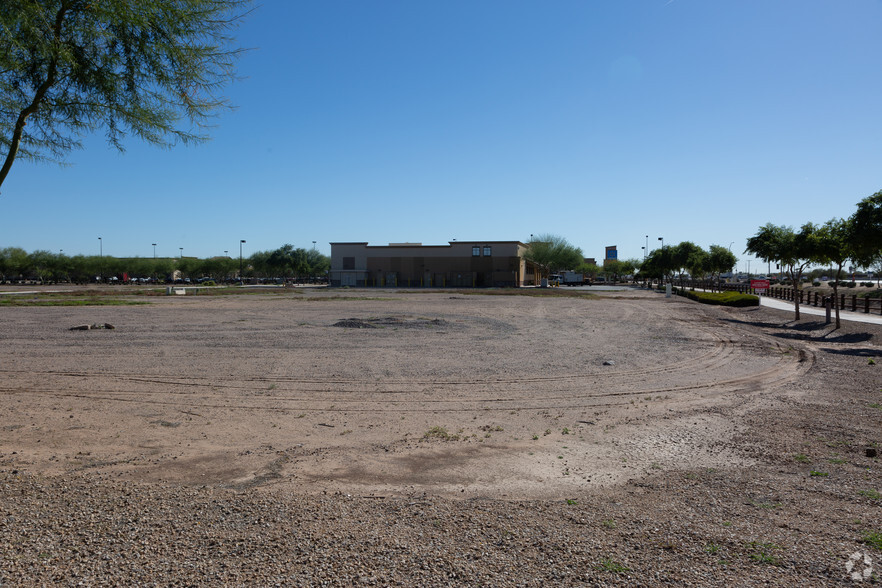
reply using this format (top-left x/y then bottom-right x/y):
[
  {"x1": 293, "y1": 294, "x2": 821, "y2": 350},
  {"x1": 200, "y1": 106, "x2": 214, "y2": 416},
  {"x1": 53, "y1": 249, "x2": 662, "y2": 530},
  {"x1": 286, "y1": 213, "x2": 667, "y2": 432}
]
[{"x1": 679, "y1": 280, "x2": 882, "y2": 315}]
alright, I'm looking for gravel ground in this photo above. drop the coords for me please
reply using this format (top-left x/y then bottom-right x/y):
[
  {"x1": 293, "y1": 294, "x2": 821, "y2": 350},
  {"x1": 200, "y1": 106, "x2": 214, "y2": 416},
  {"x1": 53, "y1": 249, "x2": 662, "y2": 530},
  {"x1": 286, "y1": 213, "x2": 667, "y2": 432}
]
[{"x1": 1, "y1": 286, "x2": 881, "y2": 585}]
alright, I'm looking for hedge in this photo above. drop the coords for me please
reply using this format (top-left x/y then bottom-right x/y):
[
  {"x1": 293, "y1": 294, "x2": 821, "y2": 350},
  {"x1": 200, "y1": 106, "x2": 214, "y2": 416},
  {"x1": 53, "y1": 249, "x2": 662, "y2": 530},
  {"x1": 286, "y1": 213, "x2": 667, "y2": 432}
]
[{"x1": 674, "y1": 288, "x2": 759, "y2": 307}]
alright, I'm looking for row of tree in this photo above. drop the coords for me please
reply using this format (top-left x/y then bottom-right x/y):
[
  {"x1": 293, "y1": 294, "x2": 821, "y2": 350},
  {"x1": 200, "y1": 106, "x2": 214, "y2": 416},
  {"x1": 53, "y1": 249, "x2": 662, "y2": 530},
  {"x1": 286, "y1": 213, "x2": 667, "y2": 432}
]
[
  {"x1": 0, "y1": 245, "x2": 330, "y2": 284},
  {"x1": 639, "y1": 243, "x2": 737, "y2": 287},
  {"x1": 523, "y1": 234, "x2": 738, "y2": 287},
  {"x1": 745, "y1": 189, "x2": 882, "y2": 327}
]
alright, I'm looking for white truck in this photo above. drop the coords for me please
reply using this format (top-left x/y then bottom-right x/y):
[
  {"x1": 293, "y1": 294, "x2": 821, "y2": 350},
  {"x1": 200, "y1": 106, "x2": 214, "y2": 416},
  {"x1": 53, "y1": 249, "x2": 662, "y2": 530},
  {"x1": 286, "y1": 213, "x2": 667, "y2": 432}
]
[{"x1": 559, "y1": 271, "x2": 584, "y2": 286}]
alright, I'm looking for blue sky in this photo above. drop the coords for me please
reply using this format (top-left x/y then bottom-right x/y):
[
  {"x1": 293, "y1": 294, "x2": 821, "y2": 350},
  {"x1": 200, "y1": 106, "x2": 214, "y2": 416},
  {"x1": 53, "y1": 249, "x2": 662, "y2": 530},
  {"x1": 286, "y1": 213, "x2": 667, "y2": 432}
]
[{"x1": 2, "y1": 0, "x2": 880, "y2": 271}]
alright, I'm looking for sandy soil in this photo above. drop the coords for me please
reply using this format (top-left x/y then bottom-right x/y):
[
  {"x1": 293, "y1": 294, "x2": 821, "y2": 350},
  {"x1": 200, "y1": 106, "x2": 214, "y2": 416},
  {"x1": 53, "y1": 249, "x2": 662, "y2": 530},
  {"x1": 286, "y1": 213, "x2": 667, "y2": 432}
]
[{"x1": 1, "y1": 286, "x2": 881, "y2": 585}]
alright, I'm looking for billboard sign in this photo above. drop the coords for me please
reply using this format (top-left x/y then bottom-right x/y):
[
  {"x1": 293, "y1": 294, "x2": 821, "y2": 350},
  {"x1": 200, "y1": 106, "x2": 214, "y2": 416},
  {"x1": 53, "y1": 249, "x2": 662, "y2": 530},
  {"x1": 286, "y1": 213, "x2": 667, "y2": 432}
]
[{"x1": 751, "y1": 279, "x2": 770, "y2": 292}]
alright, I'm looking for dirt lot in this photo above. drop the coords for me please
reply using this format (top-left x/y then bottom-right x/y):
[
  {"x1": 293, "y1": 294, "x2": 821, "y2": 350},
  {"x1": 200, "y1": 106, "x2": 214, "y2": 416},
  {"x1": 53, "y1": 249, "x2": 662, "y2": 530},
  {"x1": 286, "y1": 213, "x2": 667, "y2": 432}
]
[{"x1": 1, "y1": 286, "x2": 881, "y2": 585}]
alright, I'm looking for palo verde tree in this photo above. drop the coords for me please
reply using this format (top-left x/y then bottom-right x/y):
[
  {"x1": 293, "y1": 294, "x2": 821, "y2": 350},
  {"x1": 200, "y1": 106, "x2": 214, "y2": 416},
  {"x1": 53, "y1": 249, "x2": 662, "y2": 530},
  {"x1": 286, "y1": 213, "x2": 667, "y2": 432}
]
[
  {"x1": 524, "y1": 234, "x2": 583, "y2": 279},
  {"x1": 577, "y1": 261, "x2": 601, "y2": 281},
  {"x1": 706, "y1": 245, "x2": 737, "y2": 291},
  {"x1": 849, "y1": 189, "x2": 882, "y2": 267},
  {"x1": 642, "y1": 245, "x2": 675, "y2": 284},
  {"x1": 745, "y1": 223, "x2": 817, "y2": 320},
  {"x1": 671, "y1": 241, "x2": 704, "y2": 286},
  {"x1": 813, "y1": 218, "x2": 854, "y2": 329},
  {"x1": 0, "y1": 0, "x2": 251, "y2": 192}
]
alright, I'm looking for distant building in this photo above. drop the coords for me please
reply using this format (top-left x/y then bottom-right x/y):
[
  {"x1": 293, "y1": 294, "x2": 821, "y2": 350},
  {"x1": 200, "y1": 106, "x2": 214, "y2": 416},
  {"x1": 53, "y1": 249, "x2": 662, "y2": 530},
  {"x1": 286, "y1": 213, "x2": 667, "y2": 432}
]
[
  {"x1": 329, "y1": 241, "x2": 537, "y2": 287},
  {"x1": 603, "y1": 245, "x2": 617, "y2": 266}
]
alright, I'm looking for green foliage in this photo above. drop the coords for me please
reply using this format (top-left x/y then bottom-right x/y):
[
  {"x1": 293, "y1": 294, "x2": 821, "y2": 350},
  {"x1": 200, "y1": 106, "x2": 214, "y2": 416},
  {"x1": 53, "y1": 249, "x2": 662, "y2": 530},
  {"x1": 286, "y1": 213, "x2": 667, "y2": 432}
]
[
  {"x1": 745, "y1": 223, "x2": 818, "y2": 319},
  {"x1": 577, "y1": 261, "x2": 601, "y2": 279},
  {"x1": 0, "y1": 0, "x2": 252, "y2": 189},
  {"x1": 423, "y1": 426, "x2": 458, "y2": 441},
  {"x1": 672, "y1": 241, "x2": 704, "y2": 282},
  {"x1": 594, "y1": 558, "x2": 630, "y2": 573},
  {"x1": 748, "y1": 542, "x2": 782, "y2": 565},
  {"x1": 864, "y1": 531, "x2": 882, "y2": 551},
  {"x1": 707, "y1": 244, "x2": 737, "y2": 284},
  {"x1": 676, "y1": 288, "x2": 759, "y2": 307},
  {"x1": 524, "y1": 234, "x2": 583, "y2": 278},
  {"x1": 850, "y1": 190, "x2": 882, "y2": 266},
  {"x1": 641, "y1": 246, "x2": 674, "y2": 281},
  {"x1": 249, "y1": 245, "x2": 330, "y2": 281},
  {"x1": 813, "y1": 218, "x2": 856, "y2": 328}
]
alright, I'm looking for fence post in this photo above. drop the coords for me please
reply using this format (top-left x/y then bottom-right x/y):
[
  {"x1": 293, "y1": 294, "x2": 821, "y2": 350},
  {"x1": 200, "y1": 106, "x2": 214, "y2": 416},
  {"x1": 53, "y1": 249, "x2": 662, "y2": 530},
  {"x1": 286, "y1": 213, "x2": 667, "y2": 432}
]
[
  {"x1": 852, "y1": 294, "x2": 857, "y2": 312},
  {"x1": 866, "y1": 297, "x2": 871, "y2": 314}
]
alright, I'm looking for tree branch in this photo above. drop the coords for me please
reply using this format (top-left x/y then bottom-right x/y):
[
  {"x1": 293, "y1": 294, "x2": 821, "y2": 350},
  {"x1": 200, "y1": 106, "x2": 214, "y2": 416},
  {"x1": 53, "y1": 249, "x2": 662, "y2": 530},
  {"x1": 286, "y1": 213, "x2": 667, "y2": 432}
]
[{"x1": 0, "y1": 4, "x2": 70, "y2": 191}]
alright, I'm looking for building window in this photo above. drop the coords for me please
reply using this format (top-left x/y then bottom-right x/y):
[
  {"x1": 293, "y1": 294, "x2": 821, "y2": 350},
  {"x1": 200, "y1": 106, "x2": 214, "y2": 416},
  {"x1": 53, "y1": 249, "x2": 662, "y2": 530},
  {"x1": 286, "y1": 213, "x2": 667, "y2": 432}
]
[
  {"x1": 472, "y1": 246, "x2": 480, "y2": 256},
  {"x1": 343, "y1": 257, "x2": 355, "y2": 270},
  {"x1": 483, "y1": 246, "x2": 492, "y2": 257}
]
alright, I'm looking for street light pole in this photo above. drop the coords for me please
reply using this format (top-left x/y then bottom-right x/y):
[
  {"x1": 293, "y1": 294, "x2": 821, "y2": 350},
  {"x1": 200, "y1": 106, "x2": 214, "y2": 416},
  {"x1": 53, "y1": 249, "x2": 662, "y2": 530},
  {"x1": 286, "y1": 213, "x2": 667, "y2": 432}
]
[
  {"x1": 240, "y1": 239, "x2": 246, "y2": 281},
  {"x1": 152, "y1": 243, "x2": 157, "y2": 259},
  {"x1": 179, "y1": 247, "x2": 183, "y2": 259},
  {"x1": 98, "y1": 237, "x2": 103, "y2": 283}
]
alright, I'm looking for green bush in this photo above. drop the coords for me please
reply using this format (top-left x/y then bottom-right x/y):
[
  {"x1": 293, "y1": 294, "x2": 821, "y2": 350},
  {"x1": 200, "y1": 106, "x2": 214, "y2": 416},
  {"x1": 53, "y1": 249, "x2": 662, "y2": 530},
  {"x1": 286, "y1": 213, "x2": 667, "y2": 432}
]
[
  {"x1": 675, "y1": 288, "x2": 759, "y2": 307},
  {"x1": 812, "y1": 281, "x2": 821, "y2": 287}
]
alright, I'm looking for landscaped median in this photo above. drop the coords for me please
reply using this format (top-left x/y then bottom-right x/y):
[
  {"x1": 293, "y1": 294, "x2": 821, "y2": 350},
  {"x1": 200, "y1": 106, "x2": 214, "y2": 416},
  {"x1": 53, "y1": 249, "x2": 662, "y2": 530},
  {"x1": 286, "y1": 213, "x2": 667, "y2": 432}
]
[{"x1": 672, "y1": 287, "x2": 760, "y2": 307}]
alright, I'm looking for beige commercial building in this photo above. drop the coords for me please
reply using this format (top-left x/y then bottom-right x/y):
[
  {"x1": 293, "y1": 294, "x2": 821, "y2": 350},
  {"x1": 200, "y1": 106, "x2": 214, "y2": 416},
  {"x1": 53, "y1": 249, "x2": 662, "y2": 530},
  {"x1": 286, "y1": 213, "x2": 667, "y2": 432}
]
[{"x1": 329, "y1": 241, "x2": 537, "y2": 287}]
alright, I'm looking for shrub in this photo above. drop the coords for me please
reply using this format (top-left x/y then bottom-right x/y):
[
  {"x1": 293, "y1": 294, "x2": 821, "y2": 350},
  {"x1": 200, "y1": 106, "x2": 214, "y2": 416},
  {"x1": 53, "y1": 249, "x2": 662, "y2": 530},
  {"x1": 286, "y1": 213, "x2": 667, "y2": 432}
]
[
  {"x1": 812, "y1": 281, "x2": 821, "y2": 287},
  {"x1": 675, "y1": 288, "x2": 759, "y2": 307},
  {"x1": 862, "y1": 282, "x2": 874, "y2": 287}
]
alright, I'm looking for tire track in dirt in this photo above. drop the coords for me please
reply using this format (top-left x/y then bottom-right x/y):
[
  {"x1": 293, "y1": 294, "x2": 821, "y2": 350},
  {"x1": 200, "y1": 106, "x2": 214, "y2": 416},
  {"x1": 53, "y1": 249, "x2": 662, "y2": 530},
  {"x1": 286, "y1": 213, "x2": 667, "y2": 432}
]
[{"x1": 0, "y1": 324, "x2": 813, "y2": 414}]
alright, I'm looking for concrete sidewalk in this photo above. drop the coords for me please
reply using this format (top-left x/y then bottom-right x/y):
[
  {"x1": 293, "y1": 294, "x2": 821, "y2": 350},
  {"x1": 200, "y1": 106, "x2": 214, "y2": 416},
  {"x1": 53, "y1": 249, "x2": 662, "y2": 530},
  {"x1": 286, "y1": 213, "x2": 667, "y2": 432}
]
[{"x1": 759, "y1": 295, "x2": 882, "y2": 325}]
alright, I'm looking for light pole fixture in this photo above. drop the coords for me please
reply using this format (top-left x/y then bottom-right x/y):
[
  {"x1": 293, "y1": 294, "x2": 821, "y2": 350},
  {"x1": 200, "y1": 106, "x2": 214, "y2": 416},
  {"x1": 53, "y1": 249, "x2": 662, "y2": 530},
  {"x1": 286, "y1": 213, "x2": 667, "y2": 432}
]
[
  {"x1": 152, "y1": 243, "x2": 157, "y2": 259},
  {"x1": 312, "y1": 240, "x2": 316, "y2": 251},
  {"x1": 179, "y1": 247, "x2": 183, "y2": 259},
  {"x1": 98, "y1": 236, "x2": 102, "y2": 257},
  {"x1": 658, "y1": 237, "x2": 664, "y2": 249},
  {"x1": 728, "y1": 241, "x2": 734, "y2": 252},
  {"x1": 641, "y1": 246, "x2": 646, "y2": 260},
  {"x1": 240, "y1": 239, "x2": 246, "y2": 280}
]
